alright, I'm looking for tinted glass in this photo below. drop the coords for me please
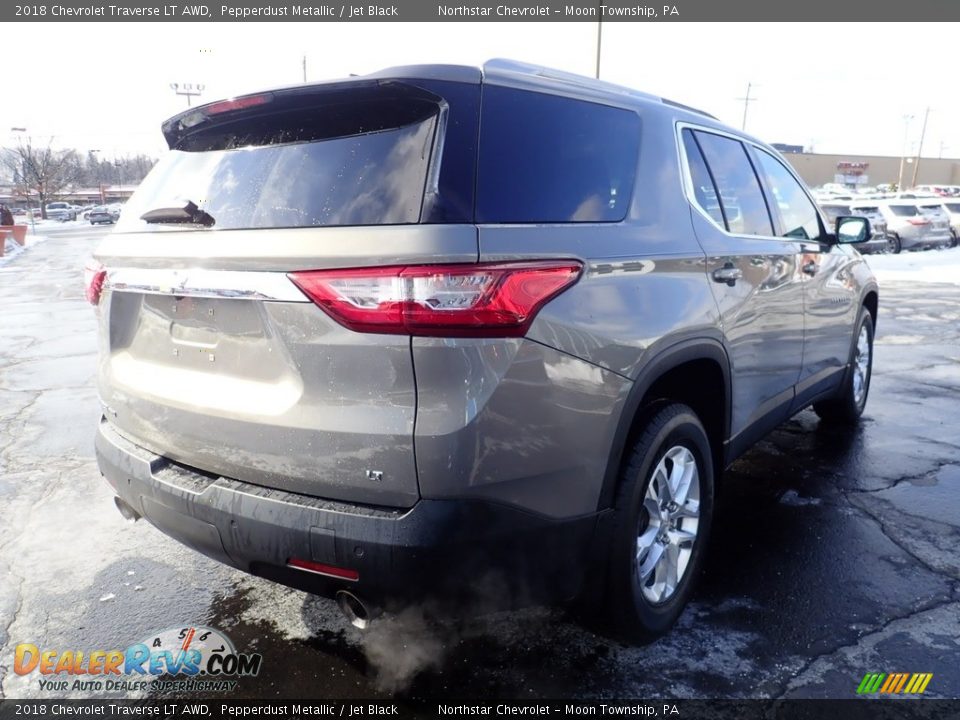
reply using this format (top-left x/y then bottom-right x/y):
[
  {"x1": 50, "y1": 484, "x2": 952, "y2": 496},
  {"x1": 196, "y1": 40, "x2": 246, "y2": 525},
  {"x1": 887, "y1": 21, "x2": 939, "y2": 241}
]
[
  {"x1": 755, "y1": 150, "x2": 821, "y2": 240},
  {"x1": 945, "y1": 203, "x2": 960, "y2": 213},
  {"x1": 694, "y1": 132, "x2": 773, "y2": 236},
  {"x1": 119, "y1": 84, "x2": 451, "y2": 232},
  {"x1": 477, "y1": 86, "x2": 640, "y2": 223},
  {"x1": 821, "y1": 204, "x2": 851, "y2": 220},
  {"x1": 682, "y1": 130, "x2": 725, "y2": 227},
  {"x1": 889, "y1": 205, "x2": 919, "y2": 217}
]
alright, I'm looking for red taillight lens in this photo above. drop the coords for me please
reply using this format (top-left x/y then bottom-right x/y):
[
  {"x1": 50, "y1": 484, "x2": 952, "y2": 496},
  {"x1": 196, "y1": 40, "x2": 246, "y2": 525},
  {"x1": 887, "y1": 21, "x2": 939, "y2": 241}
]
[
  {"x1": 205, "y1": 93, "x2": 273, "y2": 115},
  {"x1": 908, "y1": 218, "x2": 930, "y2": 225},
  {"x1": 290, "y1": 261, "x2": 582, "y2": 337},
  {"x1": 84, "y1": 260, "x2": 106, "y2": 305}
]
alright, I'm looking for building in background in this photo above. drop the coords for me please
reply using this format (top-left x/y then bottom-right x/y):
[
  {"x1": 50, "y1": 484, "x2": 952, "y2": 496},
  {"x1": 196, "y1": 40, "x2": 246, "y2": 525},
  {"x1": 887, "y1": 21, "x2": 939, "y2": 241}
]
[{"x1": 781, "y1": 153, "x2": 960, "y2": 189}]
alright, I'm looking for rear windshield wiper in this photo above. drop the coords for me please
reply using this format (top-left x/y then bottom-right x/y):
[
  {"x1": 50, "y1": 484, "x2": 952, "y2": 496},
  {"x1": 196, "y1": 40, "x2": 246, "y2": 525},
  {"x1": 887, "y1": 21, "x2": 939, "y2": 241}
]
[{"x1": 140, "y1": 200, "x2": 215, "y2": 227}]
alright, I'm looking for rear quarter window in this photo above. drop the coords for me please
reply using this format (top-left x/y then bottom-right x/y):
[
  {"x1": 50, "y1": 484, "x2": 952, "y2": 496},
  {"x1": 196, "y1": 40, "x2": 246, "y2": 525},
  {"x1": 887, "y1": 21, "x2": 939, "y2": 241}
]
[{"x1": 475, "y1": 86, "x2": 641, "y2": 224}]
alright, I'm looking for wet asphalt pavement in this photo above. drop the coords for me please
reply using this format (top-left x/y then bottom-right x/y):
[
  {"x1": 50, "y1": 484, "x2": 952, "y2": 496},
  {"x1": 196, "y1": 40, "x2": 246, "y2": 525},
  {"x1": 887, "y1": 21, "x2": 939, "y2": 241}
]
[{"x1": 0, "y1": 227, "x2": 958, "y2": 701}]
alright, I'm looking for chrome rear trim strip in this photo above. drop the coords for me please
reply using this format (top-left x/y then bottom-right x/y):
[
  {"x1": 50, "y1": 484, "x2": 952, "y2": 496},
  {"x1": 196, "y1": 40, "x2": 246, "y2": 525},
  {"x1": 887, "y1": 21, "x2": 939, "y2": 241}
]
[{"x1": 104, "y1": 268, "x2": 310, "y2": 302}]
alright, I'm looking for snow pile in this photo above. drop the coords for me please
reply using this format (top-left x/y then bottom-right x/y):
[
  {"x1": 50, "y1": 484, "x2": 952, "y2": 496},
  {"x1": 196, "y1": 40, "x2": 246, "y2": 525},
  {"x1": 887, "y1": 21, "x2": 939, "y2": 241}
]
[
  {"x1": 865, "y1": 245, "x2": 960, "y2": 285},
  {"x1": 0, "y1": 233, "x2": 48, "y2": 267}
]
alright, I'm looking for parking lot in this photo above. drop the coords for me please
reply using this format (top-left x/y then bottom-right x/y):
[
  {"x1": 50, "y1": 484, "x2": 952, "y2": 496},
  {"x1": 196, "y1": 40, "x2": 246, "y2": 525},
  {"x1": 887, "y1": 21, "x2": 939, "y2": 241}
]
[{"x1": 1, "y1": 226, "x2": 958, "y2": 701}]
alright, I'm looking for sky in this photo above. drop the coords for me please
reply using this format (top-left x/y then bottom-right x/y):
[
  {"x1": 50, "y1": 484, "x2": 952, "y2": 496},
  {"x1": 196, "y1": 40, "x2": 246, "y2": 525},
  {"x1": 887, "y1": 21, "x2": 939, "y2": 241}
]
[{"x1": 3, "y1": 22, "x2": 958, "y2": 162}]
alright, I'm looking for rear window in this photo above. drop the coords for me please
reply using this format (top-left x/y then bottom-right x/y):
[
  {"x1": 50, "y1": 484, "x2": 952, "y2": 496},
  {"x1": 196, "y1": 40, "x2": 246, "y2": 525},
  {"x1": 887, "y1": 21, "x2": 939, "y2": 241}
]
[
  {"x1": 476, "y1": 86, "x2": 640, "y2": 223},
  {"x1": 820, "y1": 204, "x2": 851, "y2": 219},
  {"x1": 888, "y1": 205, "x2": 919, "y2": 217},
  {"x1": 118, "y1": 82, "x2": 478, "y2": 232}
]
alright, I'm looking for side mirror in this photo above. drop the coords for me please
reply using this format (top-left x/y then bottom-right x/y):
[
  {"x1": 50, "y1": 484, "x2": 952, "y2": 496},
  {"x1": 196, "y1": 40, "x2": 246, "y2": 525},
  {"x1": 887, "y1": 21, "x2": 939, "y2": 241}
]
[{"x1": 835, "y1": 215, "x2": 870, "y2": 244}]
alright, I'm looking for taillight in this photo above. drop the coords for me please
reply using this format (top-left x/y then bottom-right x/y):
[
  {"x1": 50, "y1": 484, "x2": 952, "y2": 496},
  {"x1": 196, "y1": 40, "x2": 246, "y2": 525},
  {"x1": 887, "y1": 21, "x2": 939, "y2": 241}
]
[
  {"x1": 205, "y1": 93, "x2": 273, "y2": 115},
  {"x1": 84, "y1": 260, "x2": 106, "y2": 305},
  {"x1": 290, "y1": 261, "x2": 582, "y2": 337},
  {"x1": 908, "y1": 218, "x2": 930, "y2": 226}
]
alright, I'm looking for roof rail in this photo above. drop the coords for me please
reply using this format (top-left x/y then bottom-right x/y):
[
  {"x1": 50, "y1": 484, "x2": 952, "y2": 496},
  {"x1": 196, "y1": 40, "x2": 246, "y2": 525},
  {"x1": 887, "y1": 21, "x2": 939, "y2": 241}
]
[
  {"x1": 482, "y1": 58, "x2": 661, "y2": 103},
  {"x1": 660, "y1": 97, "x2": 718, "y2": 120}
]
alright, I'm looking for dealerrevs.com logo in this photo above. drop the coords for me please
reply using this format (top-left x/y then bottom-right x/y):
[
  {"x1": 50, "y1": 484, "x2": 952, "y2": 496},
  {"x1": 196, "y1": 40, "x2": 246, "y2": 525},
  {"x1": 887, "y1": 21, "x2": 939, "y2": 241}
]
[
  {"x1": 857, "y1": 672, "x2": 934, "y2": 695},
  {"x1": 14, "y1": 626, "x2": 262, "y2": 693}
]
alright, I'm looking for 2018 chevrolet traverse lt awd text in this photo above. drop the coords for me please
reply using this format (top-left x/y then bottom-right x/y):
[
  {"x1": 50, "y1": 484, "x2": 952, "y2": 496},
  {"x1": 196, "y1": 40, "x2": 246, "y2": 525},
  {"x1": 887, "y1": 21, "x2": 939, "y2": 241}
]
[{"x1": 90, "y1": 60, "x2": 878, "y2": 641}]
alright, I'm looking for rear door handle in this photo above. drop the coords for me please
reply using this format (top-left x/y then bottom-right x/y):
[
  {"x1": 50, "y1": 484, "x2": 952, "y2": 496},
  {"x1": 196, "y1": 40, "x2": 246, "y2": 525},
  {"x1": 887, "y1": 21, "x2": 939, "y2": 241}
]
[{"x1": 712, "y1": 264, "x2": 743, "y2": 286}]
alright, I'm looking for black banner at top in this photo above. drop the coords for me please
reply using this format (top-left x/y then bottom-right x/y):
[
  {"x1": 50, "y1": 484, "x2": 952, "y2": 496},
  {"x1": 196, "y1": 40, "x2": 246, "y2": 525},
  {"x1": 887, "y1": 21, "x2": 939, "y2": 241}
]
[{"x1": 5, "y1": 0, "x2": 960, "y2": 22}]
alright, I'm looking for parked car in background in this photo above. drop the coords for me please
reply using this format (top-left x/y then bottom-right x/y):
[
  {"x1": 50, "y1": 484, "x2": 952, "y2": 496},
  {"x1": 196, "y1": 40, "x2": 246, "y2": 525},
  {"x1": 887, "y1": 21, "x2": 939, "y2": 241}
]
[
  {"x1": 915, "y1": 201, "x2": 957, "y2": 247},
  {"x1": 936, "y1": 199, "x2": 960, "y2": 246},
  {"x1": 88, "y1": 206, "x2": 119, "y2": 225},
  {"x1": 45, "y1": 202, "x2": 78, "y2": 221},
  {"x1": 820, "y1": 202, "x2": 889, "y2": 254},
  {"x1": 913, "y1": 184, "x2": 960, "y2": 197},
  {"x1": 89, "y1": 59, "x2": 879, "y2": 643},
  {"x1": 877, "y1": 201, "x2": 953, "y2": 253}
]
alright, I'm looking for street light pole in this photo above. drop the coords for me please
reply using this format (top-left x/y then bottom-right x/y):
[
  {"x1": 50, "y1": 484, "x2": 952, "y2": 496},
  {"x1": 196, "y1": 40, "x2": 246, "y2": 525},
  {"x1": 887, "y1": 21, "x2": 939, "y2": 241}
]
[
  {"x1": 169, "y1": 82, "x2": 205, "y2": 107},
  {"x1": 91, "y1": 148, "x2": 105, "y2": 204}
]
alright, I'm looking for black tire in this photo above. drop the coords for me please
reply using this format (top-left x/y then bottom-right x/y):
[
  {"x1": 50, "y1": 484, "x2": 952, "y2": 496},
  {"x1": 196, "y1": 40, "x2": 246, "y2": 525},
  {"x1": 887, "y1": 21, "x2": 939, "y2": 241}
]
[
  {"x1": 888, "y1": 234, "x2": 902, "y2": 254},
  {"x1": 605, "y1": 403, "x2": 715, "y2": 643},
  {"x1": 813, "y1": 309, "x2": 874, "y2": 424}
]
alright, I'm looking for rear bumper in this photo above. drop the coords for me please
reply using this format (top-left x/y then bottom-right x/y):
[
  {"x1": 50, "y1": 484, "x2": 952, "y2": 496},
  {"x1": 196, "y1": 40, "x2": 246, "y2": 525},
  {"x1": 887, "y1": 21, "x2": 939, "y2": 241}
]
[{"x1": 95, "y1": 418, "x2": 601, "y2": 609}]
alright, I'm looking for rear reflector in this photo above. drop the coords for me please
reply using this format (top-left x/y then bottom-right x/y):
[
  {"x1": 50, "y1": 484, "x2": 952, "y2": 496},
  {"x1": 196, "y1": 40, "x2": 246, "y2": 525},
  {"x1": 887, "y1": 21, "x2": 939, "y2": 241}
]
[
  {"x1": 84, "y1": 260, "x2": 106, "y2": 305},
  {"x1": 289, "y1": 261, "x2": 582, "y2": 337},
  {"x1": 287, "y1": 558, "x2": 359, "y2": 582}
]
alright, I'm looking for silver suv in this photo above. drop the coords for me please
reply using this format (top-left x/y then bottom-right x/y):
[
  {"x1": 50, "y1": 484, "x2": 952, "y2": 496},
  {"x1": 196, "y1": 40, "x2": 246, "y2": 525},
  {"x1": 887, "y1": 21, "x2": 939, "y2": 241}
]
[{"x1": 90, "y1": 60, "x2": 879, "y2": 641}]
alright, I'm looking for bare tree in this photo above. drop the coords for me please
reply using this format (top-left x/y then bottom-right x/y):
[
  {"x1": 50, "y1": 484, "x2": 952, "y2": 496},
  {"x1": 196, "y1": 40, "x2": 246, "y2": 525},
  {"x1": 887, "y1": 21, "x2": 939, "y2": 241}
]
[{"x1": 1, "y1": 139, "x2": 83, "y2": 218}]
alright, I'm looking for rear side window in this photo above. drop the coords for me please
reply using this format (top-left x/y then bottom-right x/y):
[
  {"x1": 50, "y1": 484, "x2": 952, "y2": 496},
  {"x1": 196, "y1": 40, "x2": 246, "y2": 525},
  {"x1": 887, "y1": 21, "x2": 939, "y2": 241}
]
[
  {"x1": 693, "y1": 131, "x2": 774, "y2": 237},
  {"x1": 476, "y1": 86, "x2": 640, "y2": 223},
  {"x1": 682, "y1": 131, "x2": 725, "y2": 227}
]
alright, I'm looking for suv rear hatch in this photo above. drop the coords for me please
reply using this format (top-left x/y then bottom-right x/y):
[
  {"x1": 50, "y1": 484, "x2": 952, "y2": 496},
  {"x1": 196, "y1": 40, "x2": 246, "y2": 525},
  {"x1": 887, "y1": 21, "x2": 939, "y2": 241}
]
[{"x1": 93, "y1": 73, "x2": 481, "y2": 508}]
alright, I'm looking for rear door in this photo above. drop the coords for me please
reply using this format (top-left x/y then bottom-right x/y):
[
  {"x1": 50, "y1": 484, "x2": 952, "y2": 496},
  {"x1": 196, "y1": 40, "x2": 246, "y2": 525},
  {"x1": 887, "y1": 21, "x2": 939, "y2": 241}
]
[
  {"x1": 95, "y1": 77, "x2": 481, "y2": 508},
  {"x1": 679, "y1": 127, "x2": 805, "y2": 443}
]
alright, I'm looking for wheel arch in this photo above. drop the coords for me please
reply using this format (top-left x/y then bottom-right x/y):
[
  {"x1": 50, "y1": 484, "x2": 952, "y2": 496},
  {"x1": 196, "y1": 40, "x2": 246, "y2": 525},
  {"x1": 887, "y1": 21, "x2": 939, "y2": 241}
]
[{"x1": 598, "y1": 339, "x2": 731, "y2": 511}]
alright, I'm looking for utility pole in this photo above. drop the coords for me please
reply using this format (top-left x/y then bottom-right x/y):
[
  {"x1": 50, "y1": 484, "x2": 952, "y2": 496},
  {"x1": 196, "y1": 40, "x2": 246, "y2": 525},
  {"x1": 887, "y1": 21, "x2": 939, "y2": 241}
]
[
  {"x1": 897, "y1": 114, "x2": 913, "y2": 191},
  {"x1": 594, "y1": 17, "x2": 602, "y2": 79},
  {"x1": 911, "y1": 106, "x2": 930, "y2": 188},
  {"x1": 737, "y1": 82, "x2": 757, "y2": 131}
]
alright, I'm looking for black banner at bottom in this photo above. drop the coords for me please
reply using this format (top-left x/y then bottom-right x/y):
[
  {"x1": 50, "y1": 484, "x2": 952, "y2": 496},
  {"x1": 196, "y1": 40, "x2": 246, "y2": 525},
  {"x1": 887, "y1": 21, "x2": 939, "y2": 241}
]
[{"x1": 1, "y1": 700, "x2": 958, "y2": 720}]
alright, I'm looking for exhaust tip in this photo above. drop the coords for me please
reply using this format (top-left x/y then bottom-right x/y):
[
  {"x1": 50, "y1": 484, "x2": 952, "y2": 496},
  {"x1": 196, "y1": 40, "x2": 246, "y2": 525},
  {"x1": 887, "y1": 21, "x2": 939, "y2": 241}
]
[
  {"x1": 113, "y1": 496, "x2": 142, "y2": 523},
  {"x1": 336, "y1": 590, "x2": 374, "y2": 630}
]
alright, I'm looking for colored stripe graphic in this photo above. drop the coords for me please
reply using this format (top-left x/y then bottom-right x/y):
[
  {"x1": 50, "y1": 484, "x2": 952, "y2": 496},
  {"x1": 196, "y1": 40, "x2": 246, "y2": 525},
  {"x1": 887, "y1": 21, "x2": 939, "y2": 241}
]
[
  {"x1": 857, "y1": 672, "x2": 933, "y2": 694},
  {"x1": 893, "y1": 673, "x2": 909, "y2": 693},
  {"x1": 857, "y1": 673, "x2": 885, "y2": 694}
]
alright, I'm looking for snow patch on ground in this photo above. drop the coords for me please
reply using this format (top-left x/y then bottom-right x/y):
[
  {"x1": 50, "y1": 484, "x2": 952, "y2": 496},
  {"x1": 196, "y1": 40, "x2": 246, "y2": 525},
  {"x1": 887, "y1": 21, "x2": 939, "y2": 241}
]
[
  {"x1": 865, "y1": 245, "x2": 960, "y2": 285},
  {"x1": 0, "y1": 234, "x2": 48, "y2": 268}
]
